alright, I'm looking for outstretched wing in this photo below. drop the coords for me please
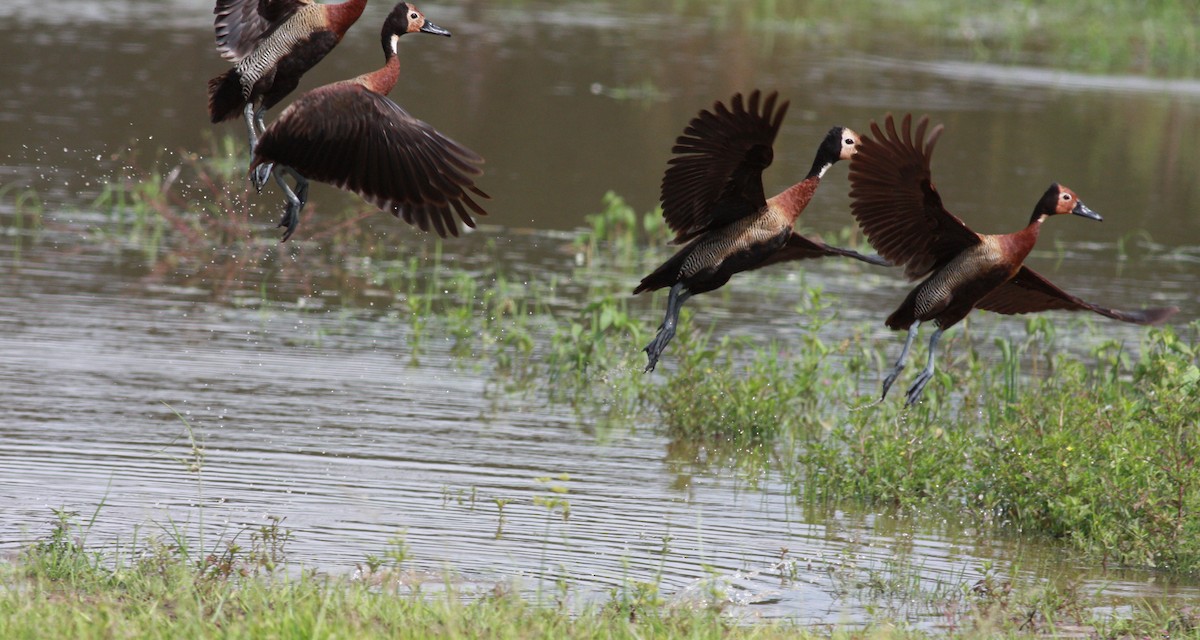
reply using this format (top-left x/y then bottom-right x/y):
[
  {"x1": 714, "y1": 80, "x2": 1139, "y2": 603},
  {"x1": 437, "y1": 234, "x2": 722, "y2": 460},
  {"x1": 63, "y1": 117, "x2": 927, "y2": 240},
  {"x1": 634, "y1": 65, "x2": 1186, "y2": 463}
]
[
  {"x1": 848, "y1": 113, "x2": 980, "y2": 279},
  {"x1": 660, "y1": 90, "x2": 788, "y2": 244},
  {"x1": 214, "y1": 0, "x2": 310, "y2": 62},
  {"x1": 253, "y1": 84, "x2": 489, "y2": 238},
  {"x1": 976, "y1": 266, "x2": 1178, "y2": 325},
  {"x1": 750, "y1": 232, "x2": 891, "y2": 270}
]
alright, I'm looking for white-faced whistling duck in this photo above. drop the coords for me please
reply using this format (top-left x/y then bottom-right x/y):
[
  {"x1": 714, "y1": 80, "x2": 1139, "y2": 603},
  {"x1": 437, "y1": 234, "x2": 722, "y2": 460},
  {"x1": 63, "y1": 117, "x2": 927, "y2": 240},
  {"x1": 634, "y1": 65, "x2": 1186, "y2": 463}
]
[
  {"x1": 849, "y1": 113, "x2": 1180, "y2": 406},
  {"x1": 208, "y1": 0, "x2": 369, "y2": 191},
  {"x1": 248, "y1": 3, "x2": 488, "y2": 242},
  {"x1": 634, "y1": 90, "x2": 890, "y2": 372}
]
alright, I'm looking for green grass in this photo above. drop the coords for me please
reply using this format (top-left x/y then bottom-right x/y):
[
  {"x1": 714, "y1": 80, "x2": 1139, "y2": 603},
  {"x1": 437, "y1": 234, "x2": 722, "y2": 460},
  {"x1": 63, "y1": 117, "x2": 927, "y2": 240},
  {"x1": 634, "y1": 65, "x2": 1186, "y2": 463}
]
[
  {"x1": 699, "y1": 322, "x2": 1200, "y2": 573},
  {"x1": 0, "y1": 183, "x2": 43, "y2": 264},
  {"x1": 5, "y1": 509, "x2": 1200, "y2": 639},
  {"x1": 0, "y1": 513, "x2": 813, "y2": 640}
]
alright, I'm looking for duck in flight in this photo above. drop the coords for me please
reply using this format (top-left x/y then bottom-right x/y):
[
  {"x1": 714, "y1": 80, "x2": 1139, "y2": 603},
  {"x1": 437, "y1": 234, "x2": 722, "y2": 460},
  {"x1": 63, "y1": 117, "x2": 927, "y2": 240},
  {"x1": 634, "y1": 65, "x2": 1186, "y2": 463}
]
[
  {"x1": 208, "y1": 0, "x2": 369, "y2": 191},
  {"x1": 249, "y1": 3, "x2": 488, "y2": 241},
  {"x1": 848, "y1": 113, "x2": 1178, "y2": 405}
]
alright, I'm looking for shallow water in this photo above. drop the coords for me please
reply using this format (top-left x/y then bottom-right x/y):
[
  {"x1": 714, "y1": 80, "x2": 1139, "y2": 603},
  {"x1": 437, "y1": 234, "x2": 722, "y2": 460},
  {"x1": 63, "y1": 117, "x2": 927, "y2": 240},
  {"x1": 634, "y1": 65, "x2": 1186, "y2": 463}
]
[{"x1": 2, "y1": 0, "x2": 1200, "y2": 629}]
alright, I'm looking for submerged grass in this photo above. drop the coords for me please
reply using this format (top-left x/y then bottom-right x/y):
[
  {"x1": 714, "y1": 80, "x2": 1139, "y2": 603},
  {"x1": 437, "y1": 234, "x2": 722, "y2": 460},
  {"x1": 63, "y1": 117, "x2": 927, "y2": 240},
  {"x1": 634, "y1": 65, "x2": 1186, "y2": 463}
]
[{"x1": 0, "y1": 183, "x2": 44, "y2": 265}]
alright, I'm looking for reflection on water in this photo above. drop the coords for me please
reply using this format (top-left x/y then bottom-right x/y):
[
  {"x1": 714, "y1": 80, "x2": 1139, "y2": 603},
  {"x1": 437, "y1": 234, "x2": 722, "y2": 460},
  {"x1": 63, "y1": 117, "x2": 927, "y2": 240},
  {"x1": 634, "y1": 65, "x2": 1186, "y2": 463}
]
[{"x1": 1, "y1": 0, "x2": 1199, "y2": 628}]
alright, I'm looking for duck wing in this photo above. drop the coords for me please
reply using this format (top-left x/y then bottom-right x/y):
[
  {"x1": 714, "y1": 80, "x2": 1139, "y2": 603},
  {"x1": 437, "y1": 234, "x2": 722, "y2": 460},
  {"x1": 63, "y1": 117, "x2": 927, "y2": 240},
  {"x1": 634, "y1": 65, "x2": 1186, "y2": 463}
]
[
  {"x1": 253, "y1": 84, "x2": 488, "y2": 238},
  {"x1": 660, "y1": 90, "x2": 788, "y2": 244},
  {"x1": 975, "y1": 266, "x2": 1178, "y2": 325},
  {"x1": 848, "y1": 113, "x2": 981, "y2": 279},
  {"x1": 751, "y1": 232, "x2": 891, "y2": 270},
  {"x1": 214, "y1": 0, "x2": 310, "y2": 62}
]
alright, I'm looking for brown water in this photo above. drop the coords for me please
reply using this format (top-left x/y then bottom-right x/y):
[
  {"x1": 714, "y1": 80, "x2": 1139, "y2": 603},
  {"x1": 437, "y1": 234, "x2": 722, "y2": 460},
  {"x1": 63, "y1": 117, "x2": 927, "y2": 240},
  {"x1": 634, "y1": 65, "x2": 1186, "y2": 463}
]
[{"x1": 2, "y1": 0, "x2": 1199, "y2": 628}]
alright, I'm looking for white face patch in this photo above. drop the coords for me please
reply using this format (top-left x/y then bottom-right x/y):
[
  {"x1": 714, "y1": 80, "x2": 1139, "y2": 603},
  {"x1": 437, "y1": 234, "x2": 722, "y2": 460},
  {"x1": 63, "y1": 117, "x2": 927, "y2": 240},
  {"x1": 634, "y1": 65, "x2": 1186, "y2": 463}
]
[{"x1": 840, "y1": 129, "x2": 861, "y2": 161}]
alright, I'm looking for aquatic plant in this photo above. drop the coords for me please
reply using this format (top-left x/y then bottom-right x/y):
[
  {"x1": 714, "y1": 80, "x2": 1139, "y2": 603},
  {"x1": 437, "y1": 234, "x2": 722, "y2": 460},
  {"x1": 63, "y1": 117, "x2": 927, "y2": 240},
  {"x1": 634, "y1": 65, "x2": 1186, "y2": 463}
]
[
  {"x1": 0, "y1": 183, "x2": 44, "y2": 262},
  {"x1": 574, "y1": 190, "x2": 670, "y2": 272}
]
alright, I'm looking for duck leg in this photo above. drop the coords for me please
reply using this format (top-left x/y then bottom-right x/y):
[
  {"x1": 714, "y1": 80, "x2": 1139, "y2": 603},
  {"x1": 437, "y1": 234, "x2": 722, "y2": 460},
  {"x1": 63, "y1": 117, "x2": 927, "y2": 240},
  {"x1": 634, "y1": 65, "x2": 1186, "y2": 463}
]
[
  {"x1": 643, "y1": 282, "x2": 692, "y2": 373},
  {"x1": 254, "y1": 107, "x2": 268, "y2": 135},
  {"x1": 250, "y1": 107, "x2": 274, "y2": 191},
  {"x1": 242, "y1": 103, "x2": 260, "y2": 164},
  {"x1": 242, "y1": 102, "x2": 258, "y2": 148},
  {"x1": 905, "y1": 328, "x2": 943, "y2": 406},
  {"x1": 881, "y1": 323, "x2": 920, "y2": 401},
  {"x1": 273, "y1": 165, "x2": 309, "y2": 242}
]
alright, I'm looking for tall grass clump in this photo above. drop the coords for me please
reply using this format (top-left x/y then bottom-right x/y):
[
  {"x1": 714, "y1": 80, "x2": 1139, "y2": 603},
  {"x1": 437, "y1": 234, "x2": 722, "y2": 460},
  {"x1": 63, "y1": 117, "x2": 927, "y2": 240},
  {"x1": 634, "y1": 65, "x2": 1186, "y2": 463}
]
[
  {"x1": 793, "y1": 323, "x2": 1200, "y2": 573},
  {"x1": 970, "y1": 326, "x2": 1200, "y2": 571},
  {"x1": 92, "y1": 137, "x2": 254, "y2": 254},
  {"x1": 658, "y1": 329, "x2": 829, "y2": 449}
]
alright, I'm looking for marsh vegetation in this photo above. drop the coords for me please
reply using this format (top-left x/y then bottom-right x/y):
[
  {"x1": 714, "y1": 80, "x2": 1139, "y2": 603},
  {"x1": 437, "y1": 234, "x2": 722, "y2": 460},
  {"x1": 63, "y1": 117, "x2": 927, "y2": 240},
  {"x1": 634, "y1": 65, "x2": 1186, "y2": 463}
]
[{"x1": 4, "y1": 155, "x2": 1199, "y2": 635}]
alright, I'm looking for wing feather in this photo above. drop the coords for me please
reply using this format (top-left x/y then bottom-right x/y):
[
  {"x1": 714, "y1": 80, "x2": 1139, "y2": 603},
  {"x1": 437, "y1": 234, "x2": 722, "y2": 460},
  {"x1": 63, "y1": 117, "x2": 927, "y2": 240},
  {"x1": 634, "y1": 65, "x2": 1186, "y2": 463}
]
[
  {"x1": 975, "y1": 266, "x2": 1178, "y2": 325},
  {"x1": 660, "y1": 90, "x2": 788, "y2": 244},
  {"x1": 750, "y1": 232, "x2": 891, "y2": 270},
  {"x1": 253, "y1": 85, "x2": 488, "y2": 237},
  {"x1": 213, "y1": 0, "x2": 310, "y2": 62},
  {"x1": 848, "y1": 113, "x2": 980, "y2": 279}
]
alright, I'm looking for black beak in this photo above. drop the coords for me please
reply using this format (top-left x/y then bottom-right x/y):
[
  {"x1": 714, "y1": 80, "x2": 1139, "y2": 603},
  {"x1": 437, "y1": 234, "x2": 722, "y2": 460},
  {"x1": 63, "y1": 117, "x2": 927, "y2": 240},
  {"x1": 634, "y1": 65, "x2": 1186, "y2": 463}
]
[
  {"x1": 420, "y1": 21, "x2": 451, "y2": 37},
  {"x1": 1071, "y1": 200, "x2": 1102, "y2": 221}
]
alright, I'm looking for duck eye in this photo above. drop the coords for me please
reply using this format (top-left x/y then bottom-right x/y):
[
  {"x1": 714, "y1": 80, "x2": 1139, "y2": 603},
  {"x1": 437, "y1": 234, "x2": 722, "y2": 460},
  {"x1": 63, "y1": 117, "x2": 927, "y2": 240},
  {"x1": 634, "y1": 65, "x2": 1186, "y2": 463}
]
[
  {"x1": 1061, "y1": 194, "x2": 1071, "y2": 201},
  {"x1": 410, "y1": 12, "x2": 418, "y2": 19},
  {"x1": 844, "y1": 138, "x2": 854, "y2": 145}
]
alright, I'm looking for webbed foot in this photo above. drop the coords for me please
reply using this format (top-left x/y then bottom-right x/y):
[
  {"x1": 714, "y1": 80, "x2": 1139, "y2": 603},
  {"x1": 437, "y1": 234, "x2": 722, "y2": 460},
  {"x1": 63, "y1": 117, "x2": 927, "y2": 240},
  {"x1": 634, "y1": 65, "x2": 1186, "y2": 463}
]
[
  {"x1": 251, "y1": 162, "x2": 274, "y2": 193},
  {"x1": 904, "y1": 369, "x2": 934, "y2": 407}
]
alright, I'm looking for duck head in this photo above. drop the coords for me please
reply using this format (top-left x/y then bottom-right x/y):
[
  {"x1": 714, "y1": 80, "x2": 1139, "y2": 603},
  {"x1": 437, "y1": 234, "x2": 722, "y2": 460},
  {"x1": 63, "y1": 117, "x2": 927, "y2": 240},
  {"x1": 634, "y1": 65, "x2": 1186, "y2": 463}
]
[
  {"x1": 1032, "y1": 183, "x2": 1100, "y2": 224},
  {"x1": 382, "y1": 3, "x2": 451, "y2": 54}
]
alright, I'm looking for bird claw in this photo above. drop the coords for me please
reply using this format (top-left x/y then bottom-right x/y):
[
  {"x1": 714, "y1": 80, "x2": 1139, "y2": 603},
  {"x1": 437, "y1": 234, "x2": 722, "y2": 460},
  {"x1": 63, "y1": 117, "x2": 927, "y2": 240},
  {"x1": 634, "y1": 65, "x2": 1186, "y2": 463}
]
[
  {"x1": 278, "y1": 202, "x2": 300, "y2": 243},
  {"x1": 251, "y1": 162, "x2": 274, "y2": 193},
  {"x1": 880, "y1": 364, "x2": 905, "y2": 401},
  {"x1": 904, "y1": 370, "x2": 934, "y2": 407},
  {"x1": 643, "y1": 332, "x2": 671, "y2": 373},
  {"x1": 643, "y1": 343, "x2": 660, "y2": 373}
]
